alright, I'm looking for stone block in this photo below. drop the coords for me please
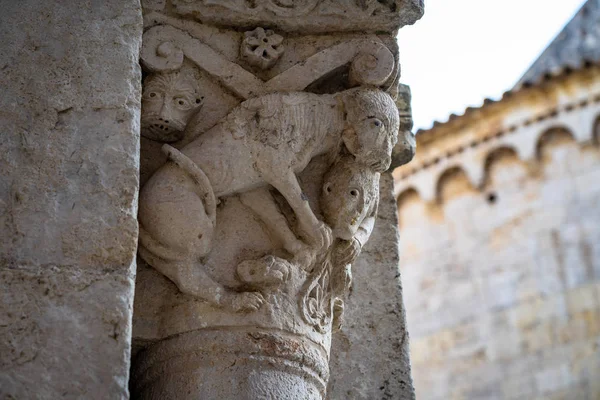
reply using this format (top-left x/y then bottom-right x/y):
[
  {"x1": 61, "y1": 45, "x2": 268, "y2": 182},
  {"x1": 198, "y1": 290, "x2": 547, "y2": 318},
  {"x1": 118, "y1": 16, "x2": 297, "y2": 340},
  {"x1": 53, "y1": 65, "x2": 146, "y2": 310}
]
[
  {"x1": 409, "y1": 336, "x2": 432, "y2": 366},
  {"x1": 510, "y1": 294, "x2": 567, "y2": 331},
  {"x1": 521, "y1": 320, "x2": 555, "y2": 353},
  {"x1": 411, "y1": 368, "x2": 449, "y2": 400},
  {"x1": 483, "y1": 267, "x2": 521, "y2": 310},
  {"x1": 486, "y1": 328, "x2": 522, "y2": 361},
  {"x1": 535, "y1": 364, "x2": 573, "y2": 394},
  {"x1": 566, "y1": 284, "x2": 600, "y2": 314},
  {"x1": 0, "y1": 268, "x2": 134, "y2": 398},
  {"x1": 449, "y1": 363, "x2": 503, "y2": 400},
  {"x1": 554, "y1": 311, "x2": 600, "y2": 344},
  {"x1": 0, "y1": 0, "x2": 142, "y2": 397}
]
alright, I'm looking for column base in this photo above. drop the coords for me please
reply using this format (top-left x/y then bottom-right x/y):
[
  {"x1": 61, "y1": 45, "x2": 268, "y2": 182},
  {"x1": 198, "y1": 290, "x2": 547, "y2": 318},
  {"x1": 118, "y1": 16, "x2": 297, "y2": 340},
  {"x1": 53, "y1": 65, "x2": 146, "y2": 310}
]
[{"x1": 131, "y1": 328, "x2": 329, "y2": 400}]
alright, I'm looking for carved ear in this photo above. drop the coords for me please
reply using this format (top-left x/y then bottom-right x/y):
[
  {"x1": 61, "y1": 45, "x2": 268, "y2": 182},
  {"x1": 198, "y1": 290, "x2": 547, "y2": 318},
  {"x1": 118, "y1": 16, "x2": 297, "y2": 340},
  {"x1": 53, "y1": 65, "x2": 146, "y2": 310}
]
[{"x1": 342, "y1": 128, "x2": 360, "y2": 155}]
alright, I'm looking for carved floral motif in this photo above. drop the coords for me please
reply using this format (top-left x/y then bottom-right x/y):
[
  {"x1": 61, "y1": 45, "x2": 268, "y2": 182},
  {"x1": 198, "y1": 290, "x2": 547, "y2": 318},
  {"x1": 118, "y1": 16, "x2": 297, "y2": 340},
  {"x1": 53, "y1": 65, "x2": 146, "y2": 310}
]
[{"x1": 241, "y1": 27, "x2": 284, "y2": 69}]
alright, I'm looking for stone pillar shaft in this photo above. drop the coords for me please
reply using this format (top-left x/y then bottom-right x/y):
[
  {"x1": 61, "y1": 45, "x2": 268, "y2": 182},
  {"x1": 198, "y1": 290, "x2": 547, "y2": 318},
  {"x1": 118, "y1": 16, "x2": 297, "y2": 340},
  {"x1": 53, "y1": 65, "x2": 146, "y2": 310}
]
[{"x1": 0, "y1": 1, "x2": 142, "y2": 397}]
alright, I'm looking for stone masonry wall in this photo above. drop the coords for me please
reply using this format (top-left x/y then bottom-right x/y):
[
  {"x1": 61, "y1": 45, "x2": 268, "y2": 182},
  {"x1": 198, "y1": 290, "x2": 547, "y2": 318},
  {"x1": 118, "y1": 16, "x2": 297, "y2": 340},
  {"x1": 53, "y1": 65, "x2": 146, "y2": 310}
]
[
  {"x1": 0, "y1": 1, "x2": 142, "y2": 398},
  {"x1": 396, "y1": 77, "x2": 600, "y2": 399}
]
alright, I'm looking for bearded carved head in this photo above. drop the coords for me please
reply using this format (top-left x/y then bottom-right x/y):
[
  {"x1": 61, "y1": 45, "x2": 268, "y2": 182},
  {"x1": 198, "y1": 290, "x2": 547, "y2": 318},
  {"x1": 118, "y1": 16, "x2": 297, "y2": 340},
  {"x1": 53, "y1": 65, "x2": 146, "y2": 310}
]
[{"x1": 141, "y1": 64, "x2": 205, "y2": 142}]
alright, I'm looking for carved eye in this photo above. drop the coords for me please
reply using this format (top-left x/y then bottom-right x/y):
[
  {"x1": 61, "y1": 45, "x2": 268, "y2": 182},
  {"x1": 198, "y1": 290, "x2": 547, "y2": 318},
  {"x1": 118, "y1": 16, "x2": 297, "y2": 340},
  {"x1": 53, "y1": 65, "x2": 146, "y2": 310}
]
[
  {"x1": 324, "y1": 183, "x2": 332, "y2": 194},
  {"x1": 174, "y1": 97, "x2": 191, "y2": 110},
  {"x1": 350, "y1": 189, "x2": 358, "y2": 197},
  {"x1": 195, "y1": 99, "x2": 202, "y2": 104},
  {"x1": 372, "y1": 119, "x2": 382, "y2": 128},
  {"x1": 145, "y1": 91, "x2": 161, "y2": 100}
]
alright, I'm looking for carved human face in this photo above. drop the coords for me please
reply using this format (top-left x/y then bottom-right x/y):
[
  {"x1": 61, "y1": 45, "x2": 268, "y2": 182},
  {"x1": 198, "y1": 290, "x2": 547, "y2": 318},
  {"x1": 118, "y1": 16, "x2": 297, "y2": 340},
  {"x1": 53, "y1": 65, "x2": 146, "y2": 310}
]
[
  {"x1": 341, "y1": 89, "x2": 400, "y2": 172},
  {"x1": 141, "y1": 66, "x2": 204, "y2": 142},
  {"x1": 321, "y1": 156, "x2": 379, "y2": 240}
]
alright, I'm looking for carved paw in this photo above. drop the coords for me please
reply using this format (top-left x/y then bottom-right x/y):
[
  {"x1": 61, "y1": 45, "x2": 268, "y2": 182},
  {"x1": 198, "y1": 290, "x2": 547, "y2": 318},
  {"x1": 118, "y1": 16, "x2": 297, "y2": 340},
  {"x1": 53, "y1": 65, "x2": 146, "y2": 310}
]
[
  {"x1": 223, "y1": 291, "x2": 266, "y2": 312},
  {"x1": 333, "y1": 237, "x2": 361, "y2": 266},
  {"x1": 237, "y1": 255, "x2": 290, "y2": 286},
  {"x1": 301, "y1": 220, "x2": 333, "y2": 252}
]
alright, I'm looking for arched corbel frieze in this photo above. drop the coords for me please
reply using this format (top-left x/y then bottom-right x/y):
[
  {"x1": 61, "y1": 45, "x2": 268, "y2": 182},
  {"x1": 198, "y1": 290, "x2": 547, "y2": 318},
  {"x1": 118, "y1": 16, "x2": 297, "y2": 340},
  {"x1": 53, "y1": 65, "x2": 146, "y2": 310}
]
[
  {"x1": 434, "y1": 165, "x2": 476, "y2": 204},
  {"x1": 481, "y1": 146, "x2": 521, "y2": 188},
  {"x1": 535, "y1": 126, "x2": 577, "y2": 160}
]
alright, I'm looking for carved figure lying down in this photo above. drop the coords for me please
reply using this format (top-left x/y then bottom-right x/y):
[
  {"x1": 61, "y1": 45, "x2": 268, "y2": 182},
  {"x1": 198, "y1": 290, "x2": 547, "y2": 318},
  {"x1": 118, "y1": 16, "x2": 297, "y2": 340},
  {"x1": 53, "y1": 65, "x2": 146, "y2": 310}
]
[{"x1": 137, "y1": 87, "x2": 399, "y2": 310}]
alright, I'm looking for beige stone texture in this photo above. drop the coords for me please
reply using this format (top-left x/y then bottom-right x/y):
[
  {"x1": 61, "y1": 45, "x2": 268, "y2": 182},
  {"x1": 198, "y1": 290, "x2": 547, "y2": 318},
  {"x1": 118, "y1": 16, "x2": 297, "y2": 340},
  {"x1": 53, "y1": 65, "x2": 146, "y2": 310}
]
[
  {"x1": 395, "y1": 66, "x2": 600, "y2": 400},
  {"x1": 0, "y1": 0, "x2": 142, "y2": 398},
  {"x1": 131, "y1": 1, "x2": 420, "y2": 398}
]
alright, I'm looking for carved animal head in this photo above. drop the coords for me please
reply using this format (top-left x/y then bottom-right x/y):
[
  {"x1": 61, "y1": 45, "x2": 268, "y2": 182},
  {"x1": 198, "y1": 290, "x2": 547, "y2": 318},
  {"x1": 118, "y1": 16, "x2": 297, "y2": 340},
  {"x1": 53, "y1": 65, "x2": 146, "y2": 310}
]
[
  {"x1": 141, "y1": 64, "x2": 205, "y2": 142},
  {"x1": 339, "y1": 88, "x2": 399, "y2": 172},
  {"x1": 321, "y1": 155, "x2": 379, "y2": 241}
]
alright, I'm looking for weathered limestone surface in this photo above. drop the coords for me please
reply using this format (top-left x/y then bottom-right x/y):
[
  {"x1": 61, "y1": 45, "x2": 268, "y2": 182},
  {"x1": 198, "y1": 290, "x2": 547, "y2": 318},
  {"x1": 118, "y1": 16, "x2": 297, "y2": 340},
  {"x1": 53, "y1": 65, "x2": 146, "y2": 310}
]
[
  {"x1": 131, "y1": 1, "x2": 421, "y2": 398},
  {"x1": 395, "y1": 67, "x2": 600, "y2": 400},
  {"x1": 328, "y1": 174, "x2": 414, "y2": 400},
  {"x1": 0, "y1": 1, "x2": 142, "y2": 398}
]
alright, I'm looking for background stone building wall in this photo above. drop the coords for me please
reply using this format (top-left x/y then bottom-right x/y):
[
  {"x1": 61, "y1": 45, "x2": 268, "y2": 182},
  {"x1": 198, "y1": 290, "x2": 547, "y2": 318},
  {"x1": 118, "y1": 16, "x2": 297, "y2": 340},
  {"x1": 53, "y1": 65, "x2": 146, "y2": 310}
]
[{"x1": 394, "y1": 65, "x2": 600, "y2": 400}]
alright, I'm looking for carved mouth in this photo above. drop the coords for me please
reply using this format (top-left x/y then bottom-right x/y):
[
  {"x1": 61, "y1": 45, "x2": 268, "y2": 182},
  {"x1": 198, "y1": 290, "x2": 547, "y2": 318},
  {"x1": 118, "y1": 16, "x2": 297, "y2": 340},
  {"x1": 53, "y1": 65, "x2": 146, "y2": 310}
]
[{"x1": 142, "y1": 119, "x2": 186, "y2": 143}]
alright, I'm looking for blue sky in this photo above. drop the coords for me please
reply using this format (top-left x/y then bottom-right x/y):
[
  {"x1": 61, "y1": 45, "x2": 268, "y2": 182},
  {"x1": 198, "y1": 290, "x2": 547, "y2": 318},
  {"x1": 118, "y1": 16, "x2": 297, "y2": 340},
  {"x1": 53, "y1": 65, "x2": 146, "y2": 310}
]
[{"x1": 398, "y1": 0, "x2": 588, "y2": 130}]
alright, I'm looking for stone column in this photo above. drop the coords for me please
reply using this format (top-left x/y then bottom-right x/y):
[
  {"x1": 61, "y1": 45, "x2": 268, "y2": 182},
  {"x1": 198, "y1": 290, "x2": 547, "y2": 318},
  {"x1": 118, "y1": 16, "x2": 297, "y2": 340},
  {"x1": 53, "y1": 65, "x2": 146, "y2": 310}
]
[
  {"x1": 0, "y1": 1, "x2": 142, "y2": 398},
  {"x1": 131, "y1": 1, "x2": 423, "y2": 399}
]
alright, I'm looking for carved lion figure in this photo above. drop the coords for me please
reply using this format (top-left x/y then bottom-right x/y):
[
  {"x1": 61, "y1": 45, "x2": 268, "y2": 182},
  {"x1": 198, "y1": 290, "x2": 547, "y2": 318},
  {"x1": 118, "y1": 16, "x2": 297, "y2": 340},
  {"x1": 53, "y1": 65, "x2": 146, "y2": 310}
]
[
  {"x1": 141, "y1": 63, "x2": 205, "y2": 142},
  {"x1": 138, "y1": 87, "x2": 398, "y2": 310}
]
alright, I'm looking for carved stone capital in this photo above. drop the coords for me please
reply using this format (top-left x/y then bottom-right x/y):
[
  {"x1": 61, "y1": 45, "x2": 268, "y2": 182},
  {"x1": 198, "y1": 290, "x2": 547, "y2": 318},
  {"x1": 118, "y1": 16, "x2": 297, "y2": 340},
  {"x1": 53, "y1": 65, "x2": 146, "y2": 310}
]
[{"x1": 133, "y1": 2, "x2": 420, "y2": 398}]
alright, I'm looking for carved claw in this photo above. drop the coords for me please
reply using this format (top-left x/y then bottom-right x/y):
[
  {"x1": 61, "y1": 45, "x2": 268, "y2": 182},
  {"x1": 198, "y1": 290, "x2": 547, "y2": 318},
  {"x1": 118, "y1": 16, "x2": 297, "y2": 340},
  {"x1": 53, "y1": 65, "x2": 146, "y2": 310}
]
[
  {"x1": 302, "y1": 220, "x2": 333, "y2": 252},
  {"x1": 333, "y1": 237, "x2": 361, "y2": 266},
  {"x1": 223, "y1": 291, "x2": 266, "y2": 312},
  {"x1": 267, "y1": 258, "x2": 291, "y2": 283},
  {"x1": 237, "y1": 255, "x2": 290, "y2": 286}
]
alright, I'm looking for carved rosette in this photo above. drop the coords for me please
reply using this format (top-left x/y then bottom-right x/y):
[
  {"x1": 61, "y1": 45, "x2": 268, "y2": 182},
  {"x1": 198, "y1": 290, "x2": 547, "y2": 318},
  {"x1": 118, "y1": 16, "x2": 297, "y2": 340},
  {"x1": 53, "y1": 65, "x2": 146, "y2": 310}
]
[
  {"x1": 241, "y1": 27, "x2": 285, "y2": 70},
  {"x1": 132, "y1": 1, "x2": 418, "y2": 398}
]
